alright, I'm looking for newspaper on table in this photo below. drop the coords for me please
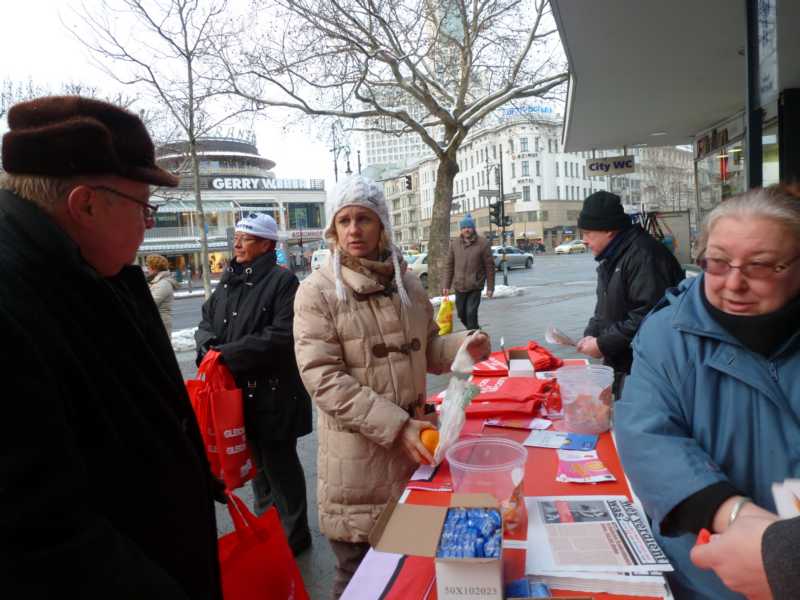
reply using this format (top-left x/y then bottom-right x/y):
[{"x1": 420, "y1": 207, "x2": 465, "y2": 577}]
[{"x1": 525, "y1": 495, "x2": 673, "y2": 575}]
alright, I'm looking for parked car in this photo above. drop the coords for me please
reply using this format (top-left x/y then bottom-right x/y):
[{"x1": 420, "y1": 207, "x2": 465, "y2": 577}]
[
  {"x1": 554, "y1": 239, "x2": 588, "y2": 254},
  {"x1": 491, "y1": 246, "x2": 534, "y2": 270},
  {"x1": 311, "y1": 248, "x2": 331, "y2": 270},
  {"x1": 407, "y1": 252, "x2": 429, "y2": 288}
]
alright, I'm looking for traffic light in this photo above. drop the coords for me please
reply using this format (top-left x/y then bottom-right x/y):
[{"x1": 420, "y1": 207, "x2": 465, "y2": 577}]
[
  {"x1": 404, "y1": 175, "x2": 412, "y2": 190},
  {"x1": 503, "y1": 216, "x2": 513, "y2": 227},
  {"x1": 489, "y1": 201, "x2": 503, "y2": 226}
]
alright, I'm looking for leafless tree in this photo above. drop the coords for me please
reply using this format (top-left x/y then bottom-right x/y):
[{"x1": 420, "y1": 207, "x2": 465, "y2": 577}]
[
  {"x1": 70, "y1": 0, "x2": 256, "y2": 298},
  {"x1": 219, "y1": 0, "x2": 568, "y2": 294}
]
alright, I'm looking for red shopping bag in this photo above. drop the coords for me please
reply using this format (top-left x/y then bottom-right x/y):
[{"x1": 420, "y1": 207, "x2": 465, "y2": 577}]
[
  {"x1": 219, "y1": 492, "x2": 309, "y2": 600},
  {"x1": 187, "y1": 350, "x2": 255, "y2": 490}
]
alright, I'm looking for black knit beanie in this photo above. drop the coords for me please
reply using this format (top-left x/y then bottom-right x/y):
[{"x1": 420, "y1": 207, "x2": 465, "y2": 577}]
[{"x1": 577, "y1": 191, "x2": 631, "y2": 231}]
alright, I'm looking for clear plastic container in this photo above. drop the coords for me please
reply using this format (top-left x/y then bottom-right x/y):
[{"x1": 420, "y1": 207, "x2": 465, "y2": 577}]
[
  {"x1": 557, "y1": 365, "x2": 615, "y2": 434},
  {"x1": 446, "y1": 437, "x2": 527, "y2": 531}
]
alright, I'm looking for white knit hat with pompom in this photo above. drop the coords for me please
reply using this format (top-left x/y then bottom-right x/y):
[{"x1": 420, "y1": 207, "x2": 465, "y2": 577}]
[{"x1": 324, "y1": 175, "x2": 410, "y2": 306}]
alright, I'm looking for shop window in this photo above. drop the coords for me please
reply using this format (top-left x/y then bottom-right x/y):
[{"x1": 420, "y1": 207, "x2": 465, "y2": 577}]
[
  {"x1": 696, "y1": 139, "x2": 746, "y2": 214},
  {"x1": 762, "y1": 122, "x2": 779, "y2": 186}
]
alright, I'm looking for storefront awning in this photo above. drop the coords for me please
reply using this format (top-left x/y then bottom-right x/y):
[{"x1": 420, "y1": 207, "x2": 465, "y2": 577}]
[
  {"x1": 552, "y1": 0, "x2": 745, "y2": 151},
  {"x1": 138, "y1": 240, "x2": 230, "y2": 254},
  {"x1": 153, "y1": 200, "x2": 239, "y2": 213}
]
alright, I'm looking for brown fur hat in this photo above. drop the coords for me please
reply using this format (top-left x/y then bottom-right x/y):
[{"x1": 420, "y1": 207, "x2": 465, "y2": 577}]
[{"x1": 2, "y1": 96, "x2": 179, "y2": 187}]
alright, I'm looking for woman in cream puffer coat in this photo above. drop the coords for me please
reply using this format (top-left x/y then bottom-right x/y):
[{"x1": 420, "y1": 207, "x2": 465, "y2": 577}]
[{"x1": 293, "y1": 175, "x2": 489, "y2": 598}]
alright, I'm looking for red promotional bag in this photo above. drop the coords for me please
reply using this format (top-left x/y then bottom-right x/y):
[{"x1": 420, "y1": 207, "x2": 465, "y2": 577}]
[
  {"x1": 187, "y1": 350, "x2": 255, "y2": 490},
  {"x1": 219, "y1": 492, "x2": 309, "y2": 600}
]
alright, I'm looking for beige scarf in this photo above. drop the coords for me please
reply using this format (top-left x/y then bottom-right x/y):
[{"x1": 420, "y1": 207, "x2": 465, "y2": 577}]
[{"x1": 339, "y1": 251, "x2": 407, "y2": 290}]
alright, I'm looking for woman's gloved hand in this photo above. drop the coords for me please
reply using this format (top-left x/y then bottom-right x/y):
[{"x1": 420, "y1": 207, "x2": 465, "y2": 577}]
[{"x1": 397, "y1": 418, "x2": 436, "y2": 465}]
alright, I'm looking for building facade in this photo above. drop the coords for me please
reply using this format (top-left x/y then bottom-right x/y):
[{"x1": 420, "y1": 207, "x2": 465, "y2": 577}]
[
  {"x1": 140, "y1": 136, "x2": 326, "y2": 278},
  {"x1": 413, "y1": 115, "x2": 691, "y2": 251},
  {"x1": 380, "y1": 169, "x2": 422, "y2": 252}
]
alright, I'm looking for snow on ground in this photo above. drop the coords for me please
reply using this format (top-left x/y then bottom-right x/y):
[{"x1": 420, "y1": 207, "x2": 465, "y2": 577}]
[
  {"x1": 429, "y1": 284, "x2": 527, "y2": 307},
  {"x1": 172, "y1": 327, "x2": 198, "y2": 352}
]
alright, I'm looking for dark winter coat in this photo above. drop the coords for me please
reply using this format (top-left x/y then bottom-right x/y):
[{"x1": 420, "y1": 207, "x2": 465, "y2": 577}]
[
  {"x1": 0, "y1": 190, "x2": 221, "y2": 600},
  {"x1": 195, "y1": 251, "x2": 312, "y2": 441},
  {"x1": 764, "y1": 516, "x2": 800, "y2": 599},
  {"x1": 584, "y1": 225, "x2": 685, "y2": 374}
]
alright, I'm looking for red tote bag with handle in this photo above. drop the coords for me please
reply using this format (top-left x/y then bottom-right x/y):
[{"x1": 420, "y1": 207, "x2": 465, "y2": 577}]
[
  {"x1": 187, "y1": 350, "x2": 255, "y2": 490},
  {"x1": 219, "y1": 492, "x2": 309, "y2": 600}
]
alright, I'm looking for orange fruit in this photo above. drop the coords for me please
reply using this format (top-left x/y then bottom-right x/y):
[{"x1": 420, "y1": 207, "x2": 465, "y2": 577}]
[{"x1": 420, "y1": 428, "x2": 439, "y2": 454}]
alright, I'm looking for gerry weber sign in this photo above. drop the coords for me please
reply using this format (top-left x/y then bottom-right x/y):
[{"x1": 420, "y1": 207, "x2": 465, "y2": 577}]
[
  {"x1": 211, "y1": 177, "x2": 325, "y2": 191},
  {"x1": 586, "y1": 155, "x2": 635, "y2": 176}
]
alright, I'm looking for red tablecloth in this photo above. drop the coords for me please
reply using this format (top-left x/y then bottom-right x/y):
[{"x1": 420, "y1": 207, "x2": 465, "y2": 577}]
[{"x1": 344, "y1": 368, "x2": 664, "y2": 600}]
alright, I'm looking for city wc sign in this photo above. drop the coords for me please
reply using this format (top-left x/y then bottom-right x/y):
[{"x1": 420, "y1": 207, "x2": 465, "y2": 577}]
[{"x1": 586, "y1": 155, "x2": 635, "y2": 176}]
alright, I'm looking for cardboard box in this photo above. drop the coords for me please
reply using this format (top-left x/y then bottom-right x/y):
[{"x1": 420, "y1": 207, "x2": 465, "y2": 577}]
[
  {"x1": 370, "y1": 493, "x2": 503, "y2": 600},
  {"x1": 507, "y1": 349, "x2": 535, "y2": 378}
]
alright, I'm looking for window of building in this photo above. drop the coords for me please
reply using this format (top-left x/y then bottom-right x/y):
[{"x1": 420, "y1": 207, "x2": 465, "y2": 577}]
[
  {"x1": 509, "y1": 139, "x2": 515, "y2": 153},
  {"x1": 288, "y1": 203, "x2": 323, "y2": 229},
  {"x1": 564, "y1": 160, "x2": 568, "y2": 177},
  {"x1": 471, "y1": 175, "x2": 475, "y2": 189},
  {"x1": 521, "y1": 161, "x2": 530, "y2": 176},
  {"x1": 540, "y1": 210, "x2": 549, "y2": 221},
  {"x1": 493, "y1": 145, "x2": 497, "y2": 159},
  {"x1": 520, "y1": 137, "x2": 529, "y2": 152},
  {"x1": 555, "y1": 162, "x2": 559, "y2": 177},
  {"x1": 511, "y1": 162, "x2": 516, "y2": 178},
  {"x1": 556, "y1": 186, "x2": 560, "y2": 200},
  {"x1": 536, "y1": 160, "x2": 541, "y2": 176},
  {"x1": 537, "y1": 185, "x2": 542, "y2": 201},
  {"x1": 534, "y1": 137, "x2": 540, "y2": 152},
  {"x1": 548, "y1": 139, "x2": 553, "y2": 153},
  {"x1": 523, "y1": 185, "x2": 530, "y2": 202}
]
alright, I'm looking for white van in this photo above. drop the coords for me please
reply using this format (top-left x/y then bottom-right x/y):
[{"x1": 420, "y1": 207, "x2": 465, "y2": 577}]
[{"x1": 311, "y1": 248, "x2": 331, "y2": 271}]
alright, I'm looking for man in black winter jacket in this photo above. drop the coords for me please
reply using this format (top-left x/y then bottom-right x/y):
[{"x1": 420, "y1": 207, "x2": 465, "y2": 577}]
[
  {"x1": 575, "y1": 191, "x2": 685, "y2": 395},
  {"x1": 0, "y1": 97, "x2": 222, "y2": 599},
  {"x1": 195, "y1": 212, "x2": 312, "y2": 556}
]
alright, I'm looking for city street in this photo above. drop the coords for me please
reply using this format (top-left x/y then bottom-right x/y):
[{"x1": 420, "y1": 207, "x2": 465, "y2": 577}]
[{"x1": 174, "y1": 252, "x2": 599, "y2": 598}]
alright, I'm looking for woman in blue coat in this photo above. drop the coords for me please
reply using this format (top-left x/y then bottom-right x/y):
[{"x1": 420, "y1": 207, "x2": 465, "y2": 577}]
[{"x1": 616, "y1": 184, "x2": 800, "y2": 599}]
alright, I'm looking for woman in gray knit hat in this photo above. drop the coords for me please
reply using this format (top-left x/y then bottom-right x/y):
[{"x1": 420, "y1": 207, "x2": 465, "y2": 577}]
[{"x1": 293, "y1": 175, "x2": 490, "y2": 597}]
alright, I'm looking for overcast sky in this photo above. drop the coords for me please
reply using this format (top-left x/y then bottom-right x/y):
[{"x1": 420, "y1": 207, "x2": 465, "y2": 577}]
[{"x1": 0, "y1": 0, "x2": 337, "y2": 187}]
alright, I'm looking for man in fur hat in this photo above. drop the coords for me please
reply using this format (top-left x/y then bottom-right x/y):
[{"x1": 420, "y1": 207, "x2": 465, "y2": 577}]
[{"x1": 0, "y1": 96, "x2": 222, "y2": 599}]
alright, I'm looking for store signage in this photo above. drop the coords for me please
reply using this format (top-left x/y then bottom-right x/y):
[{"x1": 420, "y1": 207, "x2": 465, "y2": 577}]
[
  {"x1": 210, "y1": 177, "x2": 325, "y2": 191},
  {"x1": 695, "y1": 127, "x2": 729, "y2": 159},
  {"x1": 586, "y1": 155, "x2": 635, "y2": 176},
  {"x1": 502, "y1": 105, "x2": 554, "y2": 117}
]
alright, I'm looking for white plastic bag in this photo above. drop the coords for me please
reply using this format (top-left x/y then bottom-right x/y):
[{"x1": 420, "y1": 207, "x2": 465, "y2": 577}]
[{"x1": 432, "y1": 338, "x2": 480, "y2": 465}]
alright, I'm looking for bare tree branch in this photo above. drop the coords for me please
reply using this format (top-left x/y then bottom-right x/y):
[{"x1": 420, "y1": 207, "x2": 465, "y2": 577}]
[{"x1": 67, "y1": 0, "x2": 257, "y2": 299}]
